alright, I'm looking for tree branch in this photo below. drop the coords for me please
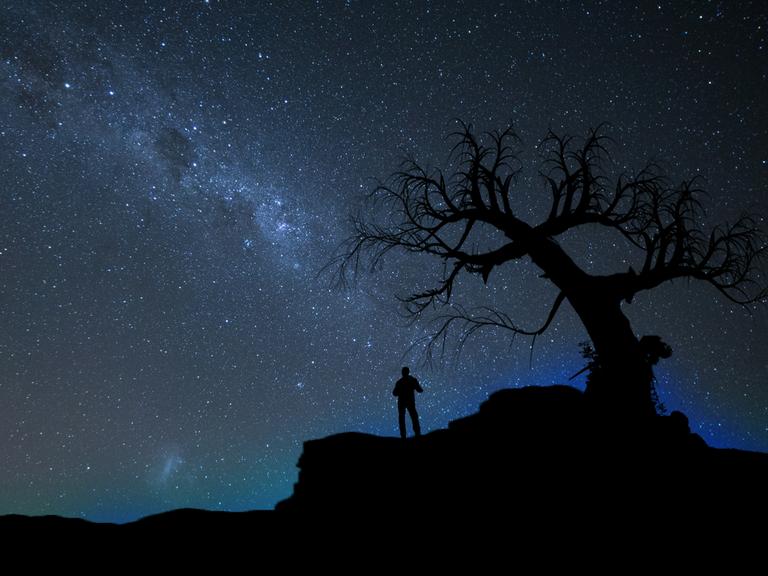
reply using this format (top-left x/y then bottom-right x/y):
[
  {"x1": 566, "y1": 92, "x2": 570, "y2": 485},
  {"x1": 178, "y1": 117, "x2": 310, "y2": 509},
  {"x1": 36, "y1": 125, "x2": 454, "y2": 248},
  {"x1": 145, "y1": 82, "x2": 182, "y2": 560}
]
[{"x1": 330, "y1": 120, "x2": 767, "y2": 360}]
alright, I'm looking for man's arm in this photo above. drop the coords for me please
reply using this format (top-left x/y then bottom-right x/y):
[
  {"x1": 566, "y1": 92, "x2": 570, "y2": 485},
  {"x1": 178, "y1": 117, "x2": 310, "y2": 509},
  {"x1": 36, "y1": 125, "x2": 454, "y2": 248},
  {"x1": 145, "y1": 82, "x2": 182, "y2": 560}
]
[
  {"x1": 393, "y1": 382, "x2": 400, "y2": 396},
  {"x1": 414, "y1": 379, "x2": 423, "y2": 393}
]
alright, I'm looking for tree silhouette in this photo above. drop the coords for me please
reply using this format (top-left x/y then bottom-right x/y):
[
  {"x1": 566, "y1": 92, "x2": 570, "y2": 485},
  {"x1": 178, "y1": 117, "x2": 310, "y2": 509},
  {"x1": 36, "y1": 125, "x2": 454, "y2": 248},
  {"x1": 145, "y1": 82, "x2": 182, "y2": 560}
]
[{"x1": 336, "y1": 123, "x2": 766, "y2": 417}]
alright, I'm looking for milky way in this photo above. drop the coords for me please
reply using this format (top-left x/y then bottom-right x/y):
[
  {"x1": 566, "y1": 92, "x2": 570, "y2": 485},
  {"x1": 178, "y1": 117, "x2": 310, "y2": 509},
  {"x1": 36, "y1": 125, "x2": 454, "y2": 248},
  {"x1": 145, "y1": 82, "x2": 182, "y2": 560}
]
[{"x1": 1, "y1": 1, "x2": 766, "y2": 522}]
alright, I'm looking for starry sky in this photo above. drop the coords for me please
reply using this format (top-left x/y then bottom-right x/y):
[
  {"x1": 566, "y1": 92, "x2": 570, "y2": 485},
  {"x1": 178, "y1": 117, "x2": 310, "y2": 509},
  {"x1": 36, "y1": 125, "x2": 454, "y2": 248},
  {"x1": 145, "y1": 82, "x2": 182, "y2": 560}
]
[{"x1": 1, "y1": 1, "x2": 766, "y2": 523}]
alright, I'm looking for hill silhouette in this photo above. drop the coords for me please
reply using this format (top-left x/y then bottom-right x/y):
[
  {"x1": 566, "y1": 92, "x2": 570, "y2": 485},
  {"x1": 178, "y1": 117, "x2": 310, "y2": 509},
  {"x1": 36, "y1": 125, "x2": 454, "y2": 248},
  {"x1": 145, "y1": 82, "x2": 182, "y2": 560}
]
[
  {"x1": 277, "y1": 385, "x2": 768, "y2": 522},
  {"x1": 3, "y1": 385, "x2": 767, "y2": 536}
]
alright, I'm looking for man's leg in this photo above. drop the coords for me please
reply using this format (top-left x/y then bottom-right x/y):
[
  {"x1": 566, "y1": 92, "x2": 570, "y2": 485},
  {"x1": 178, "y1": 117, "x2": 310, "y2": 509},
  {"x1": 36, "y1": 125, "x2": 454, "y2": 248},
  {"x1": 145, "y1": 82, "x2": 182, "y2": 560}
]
[
  {"x1": 407, "y1": 404, "x2": 421, "y2": 437},
  {"x1": 398, "y1": 403, "x2": 407, "y2": 439}
]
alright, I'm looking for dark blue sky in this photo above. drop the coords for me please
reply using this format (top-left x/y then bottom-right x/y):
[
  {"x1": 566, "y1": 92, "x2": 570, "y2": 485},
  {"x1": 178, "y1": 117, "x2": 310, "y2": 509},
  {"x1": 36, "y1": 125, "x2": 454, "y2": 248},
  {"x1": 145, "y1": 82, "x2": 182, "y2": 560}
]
[{"x1": 1, "y1": 0, "x2": 766, "y2": 522}]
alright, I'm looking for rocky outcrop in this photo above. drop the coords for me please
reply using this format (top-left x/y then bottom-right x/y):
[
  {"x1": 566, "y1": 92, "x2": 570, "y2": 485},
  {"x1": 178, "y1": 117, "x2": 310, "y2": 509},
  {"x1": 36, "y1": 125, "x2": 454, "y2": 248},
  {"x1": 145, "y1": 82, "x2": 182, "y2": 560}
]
[{"x1": 277, "y1": 385, "x2": 768, "y2": 520}]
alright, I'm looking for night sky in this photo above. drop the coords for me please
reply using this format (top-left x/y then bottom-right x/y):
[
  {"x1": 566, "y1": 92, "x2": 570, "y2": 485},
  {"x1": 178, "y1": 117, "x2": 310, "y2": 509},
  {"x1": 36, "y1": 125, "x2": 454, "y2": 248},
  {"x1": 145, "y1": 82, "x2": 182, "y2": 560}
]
[{"x1": 1, "y1": 1, "x2": 766, "y2": 522}]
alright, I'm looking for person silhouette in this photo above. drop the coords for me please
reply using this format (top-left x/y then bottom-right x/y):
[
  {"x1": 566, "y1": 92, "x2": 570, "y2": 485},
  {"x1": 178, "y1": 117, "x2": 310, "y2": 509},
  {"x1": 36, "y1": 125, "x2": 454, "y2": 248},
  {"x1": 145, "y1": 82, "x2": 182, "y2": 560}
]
[{"x1": 392, "y1": 366, "x2": 423, "y2": 439}]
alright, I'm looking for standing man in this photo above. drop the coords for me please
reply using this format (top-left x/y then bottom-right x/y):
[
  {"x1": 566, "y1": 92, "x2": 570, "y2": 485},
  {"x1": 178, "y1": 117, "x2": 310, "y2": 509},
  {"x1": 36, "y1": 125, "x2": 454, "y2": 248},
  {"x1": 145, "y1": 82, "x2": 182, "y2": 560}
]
[{"x1": 393, "y1": 366, "x2": 423, "y2": 439}]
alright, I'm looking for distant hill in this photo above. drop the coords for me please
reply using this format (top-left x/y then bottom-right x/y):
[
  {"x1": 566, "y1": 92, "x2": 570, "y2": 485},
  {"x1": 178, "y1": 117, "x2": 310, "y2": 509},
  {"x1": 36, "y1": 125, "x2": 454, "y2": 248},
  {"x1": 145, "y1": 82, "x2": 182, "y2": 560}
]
[{"x1": 3, "y1": 385, "x2": 767, "y2": 535}]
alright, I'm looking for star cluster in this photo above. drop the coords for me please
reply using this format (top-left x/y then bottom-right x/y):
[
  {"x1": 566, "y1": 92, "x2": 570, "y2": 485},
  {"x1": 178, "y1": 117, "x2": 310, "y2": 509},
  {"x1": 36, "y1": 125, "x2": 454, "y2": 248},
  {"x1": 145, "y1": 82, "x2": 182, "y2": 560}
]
[{"x1": 1, "y1": 1, "x2": 766, "y2": 522}]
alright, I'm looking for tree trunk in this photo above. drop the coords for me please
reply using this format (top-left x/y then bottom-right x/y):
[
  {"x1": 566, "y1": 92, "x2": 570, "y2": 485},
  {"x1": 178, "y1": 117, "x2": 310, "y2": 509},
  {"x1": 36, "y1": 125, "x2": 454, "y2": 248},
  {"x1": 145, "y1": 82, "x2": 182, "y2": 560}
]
[
  {"x1": 528, "y1": 236, "x2": 654, "y2": 417},
  {"x1": 569, "y1": 286, "x2": 655, "y2": 417}
]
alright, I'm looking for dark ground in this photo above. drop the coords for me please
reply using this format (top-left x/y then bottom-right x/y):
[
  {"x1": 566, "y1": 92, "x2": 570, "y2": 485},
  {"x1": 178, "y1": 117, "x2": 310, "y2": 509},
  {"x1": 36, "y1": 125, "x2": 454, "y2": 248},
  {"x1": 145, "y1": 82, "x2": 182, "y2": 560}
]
[{"x1": 3, "y1": 386, "x2": 767, "y2": 545}]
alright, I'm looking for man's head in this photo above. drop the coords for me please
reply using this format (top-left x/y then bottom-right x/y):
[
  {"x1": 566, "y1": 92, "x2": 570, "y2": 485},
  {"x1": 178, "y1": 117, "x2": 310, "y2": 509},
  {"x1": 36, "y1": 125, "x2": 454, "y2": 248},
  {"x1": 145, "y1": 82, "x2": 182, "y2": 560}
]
[{"x1": 401, "y1": 366, "x2": 410, "y2": 377}]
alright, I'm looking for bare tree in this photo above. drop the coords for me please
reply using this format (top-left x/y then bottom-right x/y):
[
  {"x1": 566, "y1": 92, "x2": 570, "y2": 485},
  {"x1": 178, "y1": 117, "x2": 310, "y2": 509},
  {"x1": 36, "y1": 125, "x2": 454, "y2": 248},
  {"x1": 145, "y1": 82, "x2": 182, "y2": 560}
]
[{"x1": 336, "y1": 123, "x2": 766, "y2": 416}]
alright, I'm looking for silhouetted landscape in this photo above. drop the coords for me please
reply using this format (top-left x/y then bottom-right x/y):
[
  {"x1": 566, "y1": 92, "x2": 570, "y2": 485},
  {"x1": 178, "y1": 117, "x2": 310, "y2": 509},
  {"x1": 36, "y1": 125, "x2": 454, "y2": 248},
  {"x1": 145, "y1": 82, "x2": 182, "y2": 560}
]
[
  {"x1": 3, "y1": 3, "x2": 767, "y2": 544},
  {"x1": 4, "y1": 385, "x2": 767, "y2": 535}
]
